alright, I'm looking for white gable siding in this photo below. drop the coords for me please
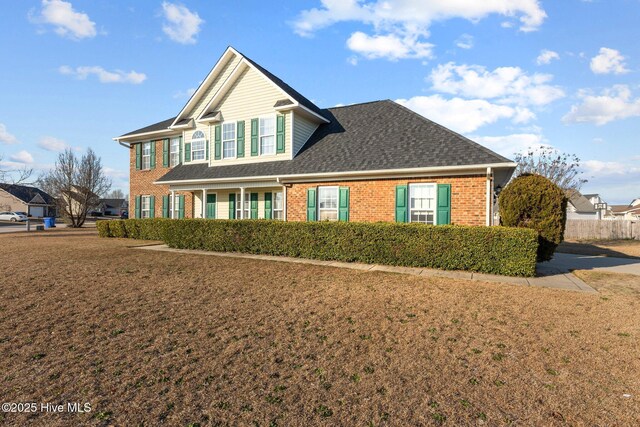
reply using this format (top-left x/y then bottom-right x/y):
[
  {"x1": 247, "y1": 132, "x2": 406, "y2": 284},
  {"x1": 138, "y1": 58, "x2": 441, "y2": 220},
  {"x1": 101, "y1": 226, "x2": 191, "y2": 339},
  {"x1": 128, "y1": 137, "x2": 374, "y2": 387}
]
[
  {"x1": 293, "y1": 112, "x2": 318, "y2": 156},
  {"x1": 185, "y1": 55, "x2": 243, "y2": 120}
]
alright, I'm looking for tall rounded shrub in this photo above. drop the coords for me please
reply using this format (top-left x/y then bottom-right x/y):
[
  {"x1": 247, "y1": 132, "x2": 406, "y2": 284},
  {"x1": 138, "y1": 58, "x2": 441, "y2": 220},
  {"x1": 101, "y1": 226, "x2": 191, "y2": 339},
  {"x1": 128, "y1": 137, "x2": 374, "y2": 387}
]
[{"x1": 499, "y1": 173, "x2": 567, "y2": 262}]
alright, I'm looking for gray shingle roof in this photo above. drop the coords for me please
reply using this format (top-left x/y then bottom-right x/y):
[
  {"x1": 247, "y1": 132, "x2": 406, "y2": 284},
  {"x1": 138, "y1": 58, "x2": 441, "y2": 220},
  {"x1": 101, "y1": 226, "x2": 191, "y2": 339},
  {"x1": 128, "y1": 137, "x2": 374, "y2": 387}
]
[
  {"x1": 0, "y1": 183, "x2": 55, "y2": 205},
  {"x1": 566, "y1": 190, "x2": 597, "y2": 213},
  {"x1": 157, "y1": 100, "x2": 513, "y2": 183},
  {"x1": 120, "y1": 117, "x2": 176, "y2": 137}
]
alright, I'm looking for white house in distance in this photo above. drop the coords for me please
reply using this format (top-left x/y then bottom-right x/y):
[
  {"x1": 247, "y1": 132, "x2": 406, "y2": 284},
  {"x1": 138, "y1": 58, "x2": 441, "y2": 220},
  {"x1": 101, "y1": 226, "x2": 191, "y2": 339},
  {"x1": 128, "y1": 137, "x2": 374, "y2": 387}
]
[
  {"x1": 566, "y1": 190, "x2": 601, "y2": 220},
  {"x1": 608, "y1": 198, "x2": 640, "y2": 220}
]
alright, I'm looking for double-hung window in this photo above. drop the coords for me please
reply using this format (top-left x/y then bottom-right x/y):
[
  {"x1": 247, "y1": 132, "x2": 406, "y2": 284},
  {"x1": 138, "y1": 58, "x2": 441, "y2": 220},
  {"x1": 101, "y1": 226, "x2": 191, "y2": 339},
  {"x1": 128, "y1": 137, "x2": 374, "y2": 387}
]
[
  {"x1": 141, "y1": 196, "x2": 151, "y2": 218},
  {"x1": 273, "y1": 192, "x2": 284, "y2": 220},
  {"x1": 235, "y1": 193, "x2": 251, "y2": 219},
  {"x1": 222, "y1": 122, "x2": 236, "y2": 159},
  {"x1": 168, "y1": 193, "x2": 178, "y2": 218},
  {"x1": 259, "y1": 117, "x2": 276, "y2": 155},
  {"x1": 191, "y1": 130, "x2": 206, "y2": 161},
  {"x1": 318, "y1": 187, "x2": 338, "y2": 221},
  {"x1": 170, "y1": 137, "x2": 180, "y2": 167},
  {"x1": 409, "y1": 183, "x2": 436, "y2": 224},
  {"x1": 141, "y1": 142, "x2": 151, "y2": 169}
]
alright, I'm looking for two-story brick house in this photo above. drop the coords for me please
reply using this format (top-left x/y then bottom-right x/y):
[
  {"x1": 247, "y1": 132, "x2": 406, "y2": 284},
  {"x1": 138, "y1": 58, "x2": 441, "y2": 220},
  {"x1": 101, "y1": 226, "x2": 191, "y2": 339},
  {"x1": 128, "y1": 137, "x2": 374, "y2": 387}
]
[{"x1": 115, "y1": 47, "x2": 516, "y2": 226}]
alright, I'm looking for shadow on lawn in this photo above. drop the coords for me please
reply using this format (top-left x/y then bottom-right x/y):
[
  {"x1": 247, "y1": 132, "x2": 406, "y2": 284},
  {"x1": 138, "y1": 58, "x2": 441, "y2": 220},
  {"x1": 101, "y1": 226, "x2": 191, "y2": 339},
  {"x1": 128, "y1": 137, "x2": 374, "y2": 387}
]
[{"x1": 557, "y1": 241, "x2": 640, "y2": 260}]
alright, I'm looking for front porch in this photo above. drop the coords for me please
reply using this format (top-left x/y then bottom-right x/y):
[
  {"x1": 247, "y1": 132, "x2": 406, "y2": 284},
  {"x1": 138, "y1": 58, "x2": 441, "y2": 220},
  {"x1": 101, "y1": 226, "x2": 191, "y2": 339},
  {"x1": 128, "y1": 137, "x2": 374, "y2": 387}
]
[{"x1": 168, "y1": 181, "x2": 286, "y2": 220}]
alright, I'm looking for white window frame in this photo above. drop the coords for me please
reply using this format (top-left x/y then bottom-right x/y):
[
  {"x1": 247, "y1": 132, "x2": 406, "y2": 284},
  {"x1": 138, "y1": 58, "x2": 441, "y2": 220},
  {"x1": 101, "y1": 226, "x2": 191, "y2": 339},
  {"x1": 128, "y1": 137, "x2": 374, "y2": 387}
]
[
  {"x1": 141, "y1": 142, "x2": 151, "y2": 170},
  {"x1": 170, "y1": 137, "x2": 181, "y2": 167},
  {"x1": 141, "y1": 195, "x2": 151, "y2": 219},
  {"x1": 169, "y1": 193, "x2": 179, "y2": 218},
  {"x1": 409, "y1": 183, "x2": 437, "y2": 225},
  {"x1": 191, "y1": 130, "x2": 206, "y2": 161},
  {"x1": 273, "y1": 191, "x2": 284, "y2": 220},
  {"x1": 222, "y1": 122, "x2": 236, "y2": 159},
  {"x1": 318, "y1": 186, "x2": 339, "y2": 222},
  {"x1": 236, "y1": 192, "x2": 251, "y2": 219},
  {"x1": 259, "y1": 116, "x2": 276, "y2": 156}
]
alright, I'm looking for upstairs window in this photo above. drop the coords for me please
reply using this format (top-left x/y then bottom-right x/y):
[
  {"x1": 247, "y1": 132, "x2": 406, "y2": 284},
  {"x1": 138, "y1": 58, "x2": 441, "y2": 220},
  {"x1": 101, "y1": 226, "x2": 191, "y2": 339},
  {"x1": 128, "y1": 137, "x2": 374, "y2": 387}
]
[
  {"x1": 222, "y1": 122, "x2": 236, "y2": 159},
  {"x1": 318, "y1": 186, "x2": 338, "y2": 221},
  {"x1": 142, "y1": 142, "x2": 151, "y2": 169},
  {"x1": 191, "y1": 130, "x2": 206, "y2": 161},
  {"x1": 259, "y1": 117, "x2": 275, "y2": 155},
  {"x1": 170, "y1": 137, "x2": 180, "y2": 167},
  {"x1": 409, "y1": 184, "x2": 436, "y2": 224}
]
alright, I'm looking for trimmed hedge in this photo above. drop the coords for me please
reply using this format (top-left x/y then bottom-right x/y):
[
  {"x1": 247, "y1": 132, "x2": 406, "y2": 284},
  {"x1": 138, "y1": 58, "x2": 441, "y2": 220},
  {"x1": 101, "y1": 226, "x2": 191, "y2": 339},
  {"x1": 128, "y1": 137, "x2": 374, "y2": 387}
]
[{"x1": 98, "y1": 219, "x2": 539, "y2": 277}]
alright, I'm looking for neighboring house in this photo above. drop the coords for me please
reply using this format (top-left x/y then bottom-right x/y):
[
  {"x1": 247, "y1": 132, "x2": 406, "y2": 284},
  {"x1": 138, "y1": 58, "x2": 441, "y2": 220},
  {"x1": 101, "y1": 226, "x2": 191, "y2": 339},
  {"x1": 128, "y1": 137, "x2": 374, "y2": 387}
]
[
  {"x1": 0, "y1": 183, "x2": 56, "y2": 218},
  {"x1": 608, "y1": 203, "x2": 640, "y2": 220},
  {"x1": 114, "y1": 47, "x2": 516, "y2": 226},
  {"x1": 566, "y1": 190, "x2": 599, "y2": 220},
  {"x1": 95, "y1": 199, "x2": 128, "y2": 216}
]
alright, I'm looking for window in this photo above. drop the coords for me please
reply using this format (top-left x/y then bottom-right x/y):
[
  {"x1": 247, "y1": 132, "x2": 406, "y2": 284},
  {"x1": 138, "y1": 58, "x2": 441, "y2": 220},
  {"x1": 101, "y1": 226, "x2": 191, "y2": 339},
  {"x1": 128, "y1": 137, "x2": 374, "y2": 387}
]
[
  {"x1": 318, "y1": 187, "x2": 338, "y2": 221},
  {"x1": 259, "y1": 117, "x2": 276, "y2": 155},
  {"x1": 222, "y1": 122, "x2": 236, "y2": 159},
  {"x1": 169, "y1": 194, "x2": 178, "y2": 218},
  {"x1": 191, "y1": 130, "x2": 206, "y2": 161},
  {"x1": 170, "y1": 137, "x2": 180, "y2": 167},
  {"x1": 273, "y1": 192, "x2": 284, "y2": 220},
  {"x1": 409, "y1": 184, "x2": 436, "y2": 224},
  {"x1": 142, "y1": 142, "x2": 151, "y2": 169},
  {"x1": 236, "y1": 193, "x2": 251, "y2": 219},
  {"x1": 141, "y1": 196, "x2": 151, "y2": 219}
]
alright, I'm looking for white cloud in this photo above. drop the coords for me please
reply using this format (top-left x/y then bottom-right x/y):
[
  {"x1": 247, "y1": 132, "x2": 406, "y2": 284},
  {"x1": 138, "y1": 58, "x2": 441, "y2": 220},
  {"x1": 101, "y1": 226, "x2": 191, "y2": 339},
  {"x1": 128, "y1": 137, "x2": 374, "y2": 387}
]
[
  {"x1": 59, "y1": 65, "x2": 147, "y2": 84},
  {"x1": 563, "y1": 85, "x2": 640, "y2": 125},
  {"x1": 536, "y1": 49, "x2": 559, "y2": 65},
  {"x1": 455, "y1": 34, "x2": 474, "y2": 50},
  {"x1": 429, "y1": 62, "x2": 565, "y2": 106},
  {"x1": 161, "y1": 2, "x2": 204, "y2": 44},
  {"x1": 30, "y1": 0, "x2": 96, "y2": 40},
  {"x1": 293, "y1": 0, "x2": 546, "y2": 61},
  {"x1": 0, "y1": 124, "x2": 19, "y2": 145},
  {"x1": 346, "y1": 31, "x2": 433, "y2": 60},
  {"x1": 9, "y1": 150, "x2": 34, "y2": 164},
  {"x1": 38, "y1": 136, "x2": 68, "y2": 152},
  {"x1": 472, "y1": 133, "x2": 548, "y2": 157},
  {"x1": 396, "y1": 95, "x2": 534, "y2": 134},
  {"x1": 590, "y1": 47, "x2": 629, "y2": 75}
]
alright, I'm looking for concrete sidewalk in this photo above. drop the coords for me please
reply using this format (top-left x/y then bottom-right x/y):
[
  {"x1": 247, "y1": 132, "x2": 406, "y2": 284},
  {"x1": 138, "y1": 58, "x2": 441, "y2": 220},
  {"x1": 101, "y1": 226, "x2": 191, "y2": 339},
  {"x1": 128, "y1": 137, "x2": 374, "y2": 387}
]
[{"x1": 135, "y1": 245, "x2": 597, "y2": 293}]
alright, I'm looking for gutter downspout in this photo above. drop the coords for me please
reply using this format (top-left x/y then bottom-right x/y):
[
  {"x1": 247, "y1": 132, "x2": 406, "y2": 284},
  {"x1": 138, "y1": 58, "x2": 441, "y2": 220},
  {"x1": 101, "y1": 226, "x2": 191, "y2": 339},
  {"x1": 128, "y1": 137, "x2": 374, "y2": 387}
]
[{"x1": 486, "y1": 167, "x2": 493, "y2": 226}]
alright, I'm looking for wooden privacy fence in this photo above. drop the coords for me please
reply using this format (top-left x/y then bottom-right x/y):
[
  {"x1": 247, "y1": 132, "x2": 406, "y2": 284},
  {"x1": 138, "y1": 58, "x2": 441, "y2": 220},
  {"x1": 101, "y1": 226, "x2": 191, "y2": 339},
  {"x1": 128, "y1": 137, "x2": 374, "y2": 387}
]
[{"x1": 565, "y1": 219, "x2": 640, "y2": 240}]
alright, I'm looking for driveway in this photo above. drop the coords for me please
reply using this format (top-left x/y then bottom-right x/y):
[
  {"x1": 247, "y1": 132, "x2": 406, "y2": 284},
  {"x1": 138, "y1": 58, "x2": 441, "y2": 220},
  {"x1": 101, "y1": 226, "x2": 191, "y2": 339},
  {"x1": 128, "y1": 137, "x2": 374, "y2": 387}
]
[{"x1": 540, "y1": 252, "x2": 640, "y2": 276}]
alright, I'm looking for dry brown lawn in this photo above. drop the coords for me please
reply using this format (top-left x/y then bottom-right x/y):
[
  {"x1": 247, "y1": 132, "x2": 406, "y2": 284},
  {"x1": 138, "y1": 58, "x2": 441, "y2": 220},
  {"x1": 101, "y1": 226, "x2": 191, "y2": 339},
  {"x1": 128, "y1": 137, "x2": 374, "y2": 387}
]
[
  {"x1": 1, "y1": 231, "x2": 639, "y2": 426},
  {"x1": 559, "y1": 239, "x2": 640, "y2": 259},
  {"x1": 573, "y1": 270, "x2": 640, "y2": 298}
]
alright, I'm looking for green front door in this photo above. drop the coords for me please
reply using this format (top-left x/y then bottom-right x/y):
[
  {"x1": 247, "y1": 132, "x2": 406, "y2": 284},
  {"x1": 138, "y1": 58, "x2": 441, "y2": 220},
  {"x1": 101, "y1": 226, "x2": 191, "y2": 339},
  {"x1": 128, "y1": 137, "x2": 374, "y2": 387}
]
[{"x1": 206, "y1": 194, "x2": 216, "y2": 219}]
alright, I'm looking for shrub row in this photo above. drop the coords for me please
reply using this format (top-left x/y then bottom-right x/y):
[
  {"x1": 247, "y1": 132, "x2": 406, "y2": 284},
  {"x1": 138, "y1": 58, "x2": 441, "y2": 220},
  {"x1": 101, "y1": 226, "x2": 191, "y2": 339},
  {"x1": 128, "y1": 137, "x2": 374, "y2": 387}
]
[{"x1": 98, "y1": 219, "x2": 539, "y2": 277}]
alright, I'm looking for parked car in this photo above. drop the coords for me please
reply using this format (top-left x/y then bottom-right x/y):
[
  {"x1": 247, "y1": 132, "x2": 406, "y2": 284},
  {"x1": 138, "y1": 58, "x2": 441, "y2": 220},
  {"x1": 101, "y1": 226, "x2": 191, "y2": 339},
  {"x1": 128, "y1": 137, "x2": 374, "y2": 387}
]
[
  {"x1": 88, "y1": 211, "x2": 103, "y2": 217},
  {"x1": 120, "y1": 211, "x2": 129, "y2": 219},
  {"x1": 0, "y1": 211, "x2": 28, "y2": 222}
]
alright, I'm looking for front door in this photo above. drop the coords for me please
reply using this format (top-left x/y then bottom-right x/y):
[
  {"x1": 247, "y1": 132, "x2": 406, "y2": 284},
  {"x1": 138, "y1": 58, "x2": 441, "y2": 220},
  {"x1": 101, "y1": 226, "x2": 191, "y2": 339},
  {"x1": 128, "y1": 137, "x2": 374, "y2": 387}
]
[{"x1": 206, "y1": 194, "x2": 216, "y2": 219}]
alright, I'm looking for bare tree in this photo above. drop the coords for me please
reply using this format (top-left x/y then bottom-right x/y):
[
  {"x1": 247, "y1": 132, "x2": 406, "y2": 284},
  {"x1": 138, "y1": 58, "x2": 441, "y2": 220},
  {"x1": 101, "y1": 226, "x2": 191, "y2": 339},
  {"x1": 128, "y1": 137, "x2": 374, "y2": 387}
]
[
  {"x1": 0, "y1": 153, "x2": 33, "y2": 184},
  {"x1": 108, "y1": 189, "x2": 125, "y2": 199},
  {"x1": 39, "y1": 148, "x2": 111, "y2": 228},
  {"x1": 514, "y1": 146, "x2": 587, "y2": 191}
]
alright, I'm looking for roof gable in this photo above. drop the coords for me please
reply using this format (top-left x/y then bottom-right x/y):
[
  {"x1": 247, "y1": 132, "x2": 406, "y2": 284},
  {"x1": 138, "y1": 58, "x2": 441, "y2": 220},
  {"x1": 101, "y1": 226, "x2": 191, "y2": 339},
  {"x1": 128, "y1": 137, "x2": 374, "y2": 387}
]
[{"x1": 0, "y1": 183, "x2": 55, "y2": 205}]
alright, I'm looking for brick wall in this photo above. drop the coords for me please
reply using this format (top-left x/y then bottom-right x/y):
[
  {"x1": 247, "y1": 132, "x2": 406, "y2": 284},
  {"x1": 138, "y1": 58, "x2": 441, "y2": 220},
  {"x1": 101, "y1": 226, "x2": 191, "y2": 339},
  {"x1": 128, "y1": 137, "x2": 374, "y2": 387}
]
[
  {"x1": 286, "y1": 175, "x2": 488, "y2": 226},
  {"x1": 129, "y1": 140, "x2": 193, "y2": 218}
]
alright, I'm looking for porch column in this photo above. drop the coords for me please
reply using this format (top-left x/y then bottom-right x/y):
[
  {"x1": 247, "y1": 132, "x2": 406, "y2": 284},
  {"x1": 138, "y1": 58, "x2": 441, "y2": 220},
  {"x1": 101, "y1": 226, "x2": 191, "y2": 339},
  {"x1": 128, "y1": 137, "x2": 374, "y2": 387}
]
[
  {"x1": 239, "y1": 187, "x2": 245, "y2": 219},
  {"x1": 202, "y1": 189, "x2": 206, "y2": 218},
  {"x1": 170, "y1": 190, "x2": 176, "y2": 219}
]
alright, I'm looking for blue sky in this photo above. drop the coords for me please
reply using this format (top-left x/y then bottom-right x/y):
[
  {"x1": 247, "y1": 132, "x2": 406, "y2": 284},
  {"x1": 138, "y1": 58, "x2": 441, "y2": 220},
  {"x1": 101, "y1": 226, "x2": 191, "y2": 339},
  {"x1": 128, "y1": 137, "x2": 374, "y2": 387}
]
[{"x1": 0, "y1": 0, "x2": 638, "y2": 203}]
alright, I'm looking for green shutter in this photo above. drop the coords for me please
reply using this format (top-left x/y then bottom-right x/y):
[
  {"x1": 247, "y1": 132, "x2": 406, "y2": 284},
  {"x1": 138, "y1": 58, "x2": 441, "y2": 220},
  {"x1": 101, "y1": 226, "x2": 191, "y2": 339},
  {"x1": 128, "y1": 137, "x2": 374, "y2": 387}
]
[
  {"x1": 135, "y1": 144, "x2": 141, "y2": 170},
  {"x1": 338, "y1": 187, "x2": 350, "y2": 222},
  {"x1": 250, "y1": 118, "x2": 259, "y2": 156},
  {"x1": 264, "y1": 192, "x2": 272, "y2": 219},
  {"x1": 206, "y1": 194, "x2": 216, "y2": 219},
  {"x1": 276, "y1": 115, "x2": 285, "y2": 154},
  {"x1": 205, "y1": 138, "x2": 210, "y2": 161},
  {"x1": 184, "y1": 142, "x2": 191, "y2": 162},
  {"x1": 237, "y1": 121, "x2": 245, "y2": 158},
  {"x1": 437, "y1": 184, "x2": 452, "y2": 225},
  {"x1": 162, "y1": 139, "x2": 169, "y2": 167},
  {"x1": 395, "y1": 185, "x2": 408, "y2": 223},
  {"x1": 162, "y1": 195, "x2": 169, "y2": 218},
  {"x1": 150, "y1": 141, "x2": 156, "y2": 169},
  {"x1": 228, "y1": 193, "x2": 236, "y2": 219},
  {"x1": 214, "y1": 125, "x2": 221, "y2": 160},
  {"x1": 178, "y1": 195, "x2": 185, "y2": 219},
  {"x1": 250, "y1": 193, "x2": 258, "y2": 219},
  {"x1": 149, "y1": 195, "x2": 155, "y2": 218},
  {"x1": 134, "y1": 195, "x2": 141, "y2": 219},
  {"x1": 306, "y1": 187, "x2": 317, "y2": 221}
]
